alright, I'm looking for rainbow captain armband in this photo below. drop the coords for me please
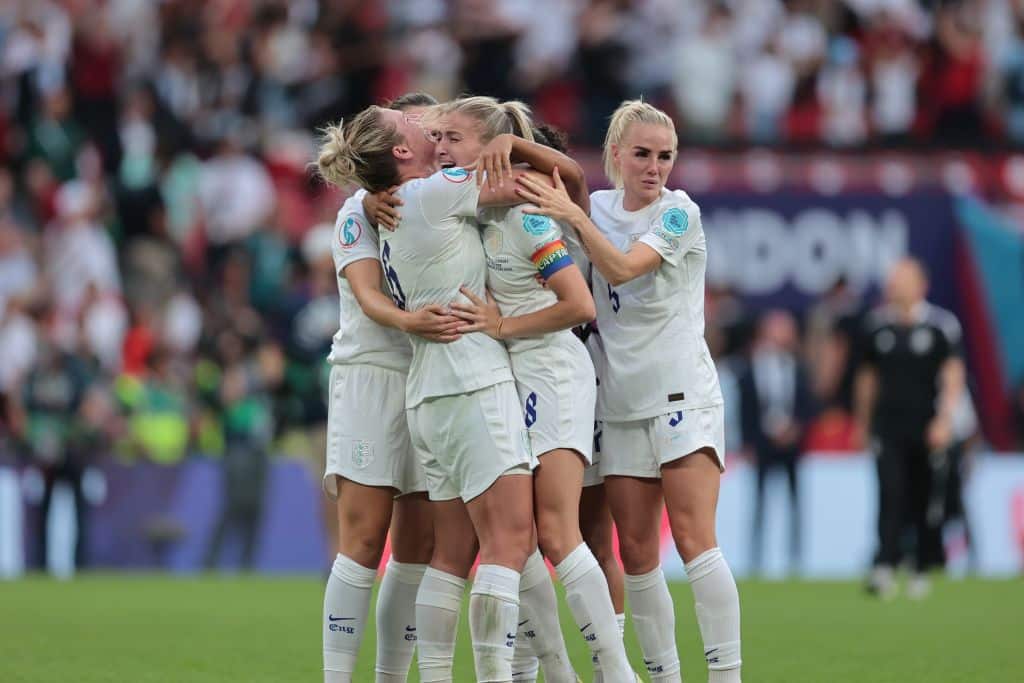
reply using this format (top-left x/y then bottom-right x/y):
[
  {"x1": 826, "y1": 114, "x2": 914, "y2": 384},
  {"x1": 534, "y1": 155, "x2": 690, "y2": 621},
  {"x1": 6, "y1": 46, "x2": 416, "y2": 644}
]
[{"x1": 531, "y1": 240, "x2": 573, "y2": 280}]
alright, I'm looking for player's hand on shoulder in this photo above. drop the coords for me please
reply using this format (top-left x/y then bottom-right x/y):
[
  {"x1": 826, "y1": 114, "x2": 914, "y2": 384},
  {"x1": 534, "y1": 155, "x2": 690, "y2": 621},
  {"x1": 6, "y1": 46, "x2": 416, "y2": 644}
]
[
  {"x1": 362, "y1": 186, "x2": 403, "y2": 231},
  {"x1": 516, "y1": 167, "x2": 586, "y2": 227}
]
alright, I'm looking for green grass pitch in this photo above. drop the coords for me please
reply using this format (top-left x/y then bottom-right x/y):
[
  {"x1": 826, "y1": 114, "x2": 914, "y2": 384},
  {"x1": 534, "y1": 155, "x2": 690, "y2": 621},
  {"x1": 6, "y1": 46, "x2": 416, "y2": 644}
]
[{"x1": 1, "y1": 574, "x2": 1020, "y2": 681}]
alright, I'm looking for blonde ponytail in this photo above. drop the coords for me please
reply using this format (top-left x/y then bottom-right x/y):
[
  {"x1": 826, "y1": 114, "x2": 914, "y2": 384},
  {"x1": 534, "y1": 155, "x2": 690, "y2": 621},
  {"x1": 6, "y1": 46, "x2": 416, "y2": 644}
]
[
  {"x1": 315, "y1": 106, "x2": 403, "y2": 192},
  {"x1": 602, "y1": 100, "x2": 677, "y2": 188},
  {"x1": 501, "y1": 101, "x2": 535, "y2": 142},
  {"x1": 439, "y1": 95, "x2": 536, "y2": 143}
]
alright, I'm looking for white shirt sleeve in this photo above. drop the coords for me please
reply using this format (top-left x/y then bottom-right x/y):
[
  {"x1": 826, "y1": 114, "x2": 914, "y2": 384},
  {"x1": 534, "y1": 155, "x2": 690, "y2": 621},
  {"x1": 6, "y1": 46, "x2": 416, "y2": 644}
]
[
  {"x1": 505, "y1": 205, "x2": 576, "y2": 280},
  {"x1": 418, "y1": 168, "x2": 482, "y2": 224},
  {"x1": 637, "y1": 192, "x2": 702, "y2": 267},
  {"x1": 333, "y1": 192, "x2": 382, "y2": 275}
]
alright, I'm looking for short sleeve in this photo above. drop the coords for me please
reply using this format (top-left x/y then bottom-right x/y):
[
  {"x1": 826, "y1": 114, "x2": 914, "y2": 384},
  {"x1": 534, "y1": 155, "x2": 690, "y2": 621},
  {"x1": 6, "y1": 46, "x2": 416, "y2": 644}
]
[
  {"x1": 507, "y1": 205, "x2": 574, "y2": 280},
  {"x1": 333, "y1": 193, "x2": 381, "y2": 274},
  {"x1": 637, "y1": 194, "x2": 702, "y2": 267},
  {"x1": 418, "y1": 167, "x2": 482, "y2": 224},
  {"x1": 936, "y1": 310, "x2": 964, "y2": 359}
]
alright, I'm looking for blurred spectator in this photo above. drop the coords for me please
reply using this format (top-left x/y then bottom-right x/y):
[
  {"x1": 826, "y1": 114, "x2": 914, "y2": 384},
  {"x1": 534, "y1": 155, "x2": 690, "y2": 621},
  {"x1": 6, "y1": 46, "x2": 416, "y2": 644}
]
[
  {"x1": 114, "y1": 345, "x2": 191, "y2": 465},
  {"x1": 804, "y1": 276, "x2": 863, "y2": 412},
  {"x1": 25, "y1": 86, "x2": 83, "y2": 182},
  {"x1": 740, "y1": 36, "x2": 796, "y2": 144},
  {"x1": 196, "y1": 134, "x2": 275, "y2": 255},
  {"x1": 453, "y1": 0, "x2": 530, "y2": 102},
  {"x1": 673, "y1": 2, "x2": 737, "y2": 143},
  {"x1": 918, "y1": 0, "x2": 986, "y2": 145},
  {"x1": 203, "y1": 333, "x2": 283, "y2": 570},
  {"x1": 817, "y1": 36, "x2": 867, "y2": 147},
  {"x1": 576, "y1": 0, "x2": 631, "y2": 145},
  {"x1": 45, "y1": 181, "x2": 120, "y2": 315},
  {"x1": 740, "y1": 310, "x2": 815, "y2": 575},
  {"x1": 864, "y1": 9, "x2": 919, "y2": 145},
  {"x1": 8, "y1": 303, "x2": 93, "y2": 570}
]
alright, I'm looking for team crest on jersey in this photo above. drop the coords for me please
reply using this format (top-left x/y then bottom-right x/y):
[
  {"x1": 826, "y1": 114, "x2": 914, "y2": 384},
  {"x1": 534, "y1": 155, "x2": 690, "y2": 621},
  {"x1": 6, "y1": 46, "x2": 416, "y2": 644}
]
[
  {"x1": 442, "y1": 167, "x2": 471, "y2": 183},
  {"x1": 661, "y1": 207, "x2": 689, "y2": 235},
  {"x1": 339, "y1": 216, "x2": 363, "y2": 249},
  {"x1": 910, "y1": 328, "x2": 933, "y2": 355},
  {"x1": 522, "y1": 214, "x2": 551, "y2": 236},
  {"x1": 484, "y1": 227, "x2": 504, "y2": 254}
]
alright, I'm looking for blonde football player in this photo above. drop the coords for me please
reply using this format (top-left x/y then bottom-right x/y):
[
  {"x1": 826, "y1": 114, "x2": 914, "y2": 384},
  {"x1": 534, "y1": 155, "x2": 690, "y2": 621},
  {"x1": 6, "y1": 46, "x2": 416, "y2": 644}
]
[{"x1": 517, "y1": 101, "x2": 743, "y2": 683}]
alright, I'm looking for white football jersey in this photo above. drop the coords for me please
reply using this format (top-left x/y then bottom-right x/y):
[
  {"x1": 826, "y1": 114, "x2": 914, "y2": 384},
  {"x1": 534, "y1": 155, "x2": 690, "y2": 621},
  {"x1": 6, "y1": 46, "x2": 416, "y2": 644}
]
[
  {"x1": 379, "y1": 168, "x2": 513, "y2": 407},
  {"x1": 589, "y1": 188, "x2": 723, "y2": 422},
  {"x1": 327, "y1": 190, "x2": 412, "y2": 373},
  {"x1": 479, "y1": 204, "x2": 580, "y2": 353}
]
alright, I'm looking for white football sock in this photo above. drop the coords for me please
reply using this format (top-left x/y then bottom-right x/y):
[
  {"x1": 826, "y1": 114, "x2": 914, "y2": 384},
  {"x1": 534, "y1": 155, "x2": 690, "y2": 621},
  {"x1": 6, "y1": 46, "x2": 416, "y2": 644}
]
[
  {"x1": 518, "y1": 550, "x2": 576, "y2": 682},
  {"x1": 594, "y1": 613, "x2": 628, "y2": 682},
  {"x1": 556, "y1": 543, "x2": 633, "y2": 682},
  {"x1": 323, "y1": 553, "x2": 377, "y2": 683},
  {"x1": 686, "y1": 548, "x2": 741, "y2": 683},
  {"x1": 625, "y1": 566, "x2": 681, "y2": 682},
  {"x1": 375, "y1": 559, "x2": 426, "y2": 682},
  {"x1": 469, "y1": 564, "x2": 521, "y2": 683},
  {"x1": 510, "y1": 638, "x2": 539, "y2": 683},
  {"x1": 415, "y1": 567, "x2": 466, "y2": 682}
]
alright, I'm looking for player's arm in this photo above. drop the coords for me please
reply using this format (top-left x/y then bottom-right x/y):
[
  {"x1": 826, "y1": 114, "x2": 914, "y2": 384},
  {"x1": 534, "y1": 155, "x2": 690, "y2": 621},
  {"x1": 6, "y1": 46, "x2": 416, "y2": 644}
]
[
  {"x1": 928, "y1": 315, "x2": 967, "y2": 451},
  {"x1": 476, "y1": 133, "x2": 589, "y2": 213},
  {"x1": 344, "y1": 259, "x2": 463, "y2": 343},
  {"x1": 451, "y1": 267, "x2": 595, "y2": 339},
  {"x1": 516, "y1": 169, "x2": 662, "y2": 286},
  {"x1": 853, "y1": 364, "x2": 878, "y2": 449}
]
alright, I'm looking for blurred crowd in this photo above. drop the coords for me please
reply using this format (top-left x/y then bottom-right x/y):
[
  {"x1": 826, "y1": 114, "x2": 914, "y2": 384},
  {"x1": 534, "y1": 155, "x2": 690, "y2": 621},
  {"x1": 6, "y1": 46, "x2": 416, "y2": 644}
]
[{"x1": 2, "y1": 0, "x2": 1024, "y2": 483}]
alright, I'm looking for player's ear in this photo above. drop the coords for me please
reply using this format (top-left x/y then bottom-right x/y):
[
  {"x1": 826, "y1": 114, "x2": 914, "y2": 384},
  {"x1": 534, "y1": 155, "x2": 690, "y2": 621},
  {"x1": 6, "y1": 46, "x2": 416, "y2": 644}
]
[
  {"x1": 393, "y1": 144, "x2": 413, "y2": 161},
  {"x1": 611, "y1": 143, "x2": 621, "y2": 166}
]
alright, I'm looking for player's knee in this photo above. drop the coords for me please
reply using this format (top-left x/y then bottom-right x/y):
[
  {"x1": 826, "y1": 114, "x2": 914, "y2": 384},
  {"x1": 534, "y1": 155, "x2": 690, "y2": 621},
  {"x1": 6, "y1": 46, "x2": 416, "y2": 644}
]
[
  {"x1": 337, "y1": 508, "x2": 389, "y2": 566},
  {"x1": 616, "y1": 529, "x2": 660, "y2": 574},
  {"x1": 480, "y1": 522, "x2": 533, "y2": 570},
  {"x1": 535, "y1": 508, "x2": 578, "y2": 564},
  {"x1": 670, "y1": 518, "x2": 716, "y2": 564},
  {"x1": 338, "y1": 526, "x2": 388, "y2": 567}
]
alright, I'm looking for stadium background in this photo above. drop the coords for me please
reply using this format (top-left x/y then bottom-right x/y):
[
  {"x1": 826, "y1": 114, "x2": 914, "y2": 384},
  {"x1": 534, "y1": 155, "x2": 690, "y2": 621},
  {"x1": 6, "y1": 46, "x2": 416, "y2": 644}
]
[{"x1": 0, "y1": 0, "x2": 1023, "y2": 680}]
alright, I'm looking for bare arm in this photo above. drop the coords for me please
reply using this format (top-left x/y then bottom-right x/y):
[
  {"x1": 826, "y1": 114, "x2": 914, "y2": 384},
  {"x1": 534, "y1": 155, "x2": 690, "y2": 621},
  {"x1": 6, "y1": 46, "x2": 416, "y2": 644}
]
[
  {"x1": 345, "y1": 259, "x2": 463, "y2": 343},
  {"x1": 928, "y1": 356, "x2": 966, "y2": 450},
  {"x1": 450, "y1": 266, "x2": 595, "y2": 339},
  {"x1": 516, "y1": 169, "x2": 662, "y2": 286},
  {"x1": 477, "y1": 134, "x2": 589, "y2": 213}
]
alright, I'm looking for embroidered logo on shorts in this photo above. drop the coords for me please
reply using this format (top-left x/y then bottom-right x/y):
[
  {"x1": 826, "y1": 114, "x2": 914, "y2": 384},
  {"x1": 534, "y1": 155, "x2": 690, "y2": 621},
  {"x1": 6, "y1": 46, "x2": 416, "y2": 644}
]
[
  {"x1": 661, "y1": 207, "x2": 688, "y2": 235},
  {"x1": 351, "y1": 440, "x2": 374, "y2": 469}
]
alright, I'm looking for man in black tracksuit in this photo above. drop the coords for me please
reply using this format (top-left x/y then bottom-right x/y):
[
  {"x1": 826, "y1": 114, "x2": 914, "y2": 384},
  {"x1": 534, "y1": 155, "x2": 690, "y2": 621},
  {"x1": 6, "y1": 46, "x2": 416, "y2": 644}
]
[{"x1": 855, "y1": 258, "x2": 966, "y2": 599}]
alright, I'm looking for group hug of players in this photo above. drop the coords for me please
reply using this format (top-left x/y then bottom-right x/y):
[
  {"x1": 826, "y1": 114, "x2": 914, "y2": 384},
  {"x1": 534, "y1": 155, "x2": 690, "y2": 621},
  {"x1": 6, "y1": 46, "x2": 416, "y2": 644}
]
[{"x1": 316, "y1": 92, "x2": 742, "y2": 683}]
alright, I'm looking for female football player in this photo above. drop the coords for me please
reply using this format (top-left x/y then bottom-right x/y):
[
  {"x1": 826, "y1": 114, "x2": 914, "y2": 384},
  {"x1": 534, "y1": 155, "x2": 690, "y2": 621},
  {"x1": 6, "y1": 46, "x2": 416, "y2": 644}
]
[{"x1": 516, "y1": 100, "x2": 743, "y2": 683}]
